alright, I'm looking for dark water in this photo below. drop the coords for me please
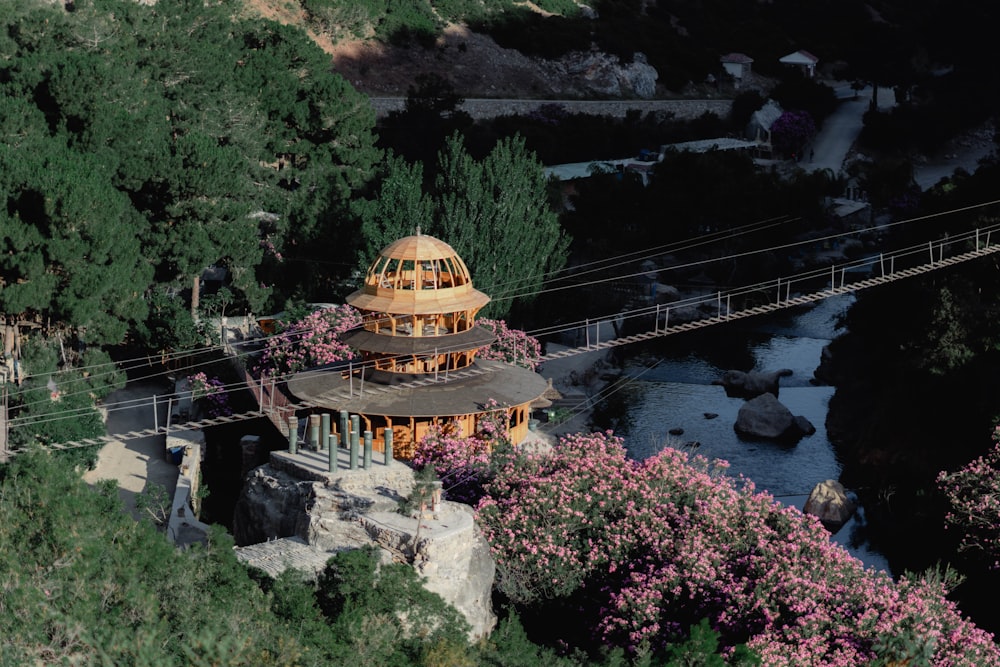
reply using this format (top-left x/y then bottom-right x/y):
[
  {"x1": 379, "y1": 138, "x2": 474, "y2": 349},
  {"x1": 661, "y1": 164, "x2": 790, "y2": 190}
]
[{"x1": 618, "y1": 295, "x2": 893, "y2": 574}]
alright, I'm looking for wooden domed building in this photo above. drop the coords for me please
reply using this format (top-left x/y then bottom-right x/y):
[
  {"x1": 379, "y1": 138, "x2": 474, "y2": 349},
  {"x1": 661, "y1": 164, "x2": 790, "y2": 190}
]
[{"x1": 285, "y1": 232, "x2": 549, "y2": 459}]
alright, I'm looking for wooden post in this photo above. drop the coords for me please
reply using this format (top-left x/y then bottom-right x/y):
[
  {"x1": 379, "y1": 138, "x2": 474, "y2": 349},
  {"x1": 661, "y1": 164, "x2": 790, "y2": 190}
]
[{"x1": 166, "y1": 396, "x2": 173, "y2": 437}]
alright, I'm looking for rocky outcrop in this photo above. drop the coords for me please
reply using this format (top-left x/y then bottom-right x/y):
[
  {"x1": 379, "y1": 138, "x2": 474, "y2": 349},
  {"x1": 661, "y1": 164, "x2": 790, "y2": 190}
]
[
  {"x1": 623, "y1": 53, "x2": 659, "y2": 99},
  {"x1": 713, "y1": 368, "x2": 793, "y2": 398},
  {"x1": 734, "y1": 392, "x2": 815, "y2": 443},
  {"x1": 232, "y1": 466, "x2": 317, "y2": 546},
  {"x1": 560, "y1": 51, "x2": 659, "y2": 98},
  {"x1": 233, "y1": 458, "x2": 496, "y2": 639},
  {"x1": 804, "y1": 479, "x2": 856, "y2": 526}
]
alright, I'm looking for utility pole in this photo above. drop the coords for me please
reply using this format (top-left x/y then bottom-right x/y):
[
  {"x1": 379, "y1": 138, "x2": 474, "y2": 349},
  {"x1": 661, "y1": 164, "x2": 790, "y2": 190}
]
[{"x1": 1, "y1": 382, "x2": 9, "y2": 463}]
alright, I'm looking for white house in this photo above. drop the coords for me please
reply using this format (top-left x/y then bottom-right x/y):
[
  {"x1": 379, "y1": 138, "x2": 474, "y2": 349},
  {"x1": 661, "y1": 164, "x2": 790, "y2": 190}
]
[
  {"x1": 720, "y1": 53, "x2": 754, "y2": 81},
  {"x1": 779, "y1": 50, "x2": 819, "y2": 78},
  {"x1": 746, "y1": 99, "x2": 784, "y2": 156}
]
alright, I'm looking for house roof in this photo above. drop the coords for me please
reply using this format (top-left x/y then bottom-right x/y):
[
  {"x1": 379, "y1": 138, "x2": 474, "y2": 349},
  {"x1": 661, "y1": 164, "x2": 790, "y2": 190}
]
[
  {"x1": 286, "y1": 359, "x2": 549, "y2": 418},
  {"x1": 751, "y1": 100, "x2": 784, "y2": 130},
  {"x1": 779, "y1": 50, "x2": 819, "y2": 66},
  {"x1": 720, "y1": 53, "x2": 754, "y2": 64},
  {"x1": 347, "y1": 231, "x2": 490, "y2": 316}
]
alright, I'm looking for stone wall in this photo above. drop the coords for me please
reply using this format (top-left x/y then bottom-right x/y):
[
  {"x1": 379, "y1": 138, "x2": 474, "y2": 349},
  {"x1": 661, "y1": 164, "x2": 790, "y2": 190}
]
[
  {"x1": 369, "y1": 97, "x2": 733, "y2": 121},
  {"x1": 166, "y1": 431, "x2": 211, "y2": 547}
]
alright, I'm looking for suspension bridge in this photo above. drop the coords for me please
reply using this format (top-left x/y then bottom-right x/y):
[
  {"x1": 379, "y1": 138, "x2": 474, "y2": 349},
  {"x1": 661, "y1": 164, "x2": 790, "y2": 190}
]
[{"x1": 4, "y1": 223, "x2": 1000, "y2": 457}]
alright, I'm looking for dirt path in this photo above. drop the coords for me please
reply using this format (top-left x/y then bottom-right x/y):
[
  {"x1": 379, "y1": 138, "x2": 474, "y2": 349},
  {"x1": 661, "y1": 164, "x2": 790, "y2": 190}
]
[{"x1": 83, "y1": 380, "x2": 178, "y2": 520}]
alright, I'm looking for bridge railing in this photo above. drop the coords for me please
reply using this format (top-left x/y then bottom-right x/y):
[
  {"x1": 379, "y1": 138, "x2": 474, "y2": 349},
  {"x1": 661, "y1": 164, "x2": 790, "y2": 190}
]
[{"x1": 550, "y1": 224, "x2": 1000, "y2": 345}]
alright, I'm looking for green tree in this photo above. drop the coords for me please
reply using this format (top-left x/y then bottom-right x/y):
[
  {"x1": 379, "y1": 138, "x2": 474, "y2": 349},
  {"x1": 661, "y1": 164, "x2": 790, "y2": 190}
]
[
  {"x1": 434, "y1": 134, "x2": 569, "y2": 318},
  {"x1": 357, "y1": 135, "x2": 569, "y2": 319},
  {"x1": 0, "y1": 99, "x2": 151, "y2": 348},
  {"x1": 4, "y1": 338, "x2": 111, "y2": 469},
  {"x1": 353, "y1": 153, "x2": 435, "y2": 270},
  {"x1": 1, "y1": 0, "x2": 379, "y2": 343},
  {"x1": 377, "y1": 73, "x2": 473, "y2": 167},
  {"x1": 316, "y1": 546, "x2": 472, "y2": 666},
  {"x1": 0, "y1": 451, "x2": 305, "y2": 665}
]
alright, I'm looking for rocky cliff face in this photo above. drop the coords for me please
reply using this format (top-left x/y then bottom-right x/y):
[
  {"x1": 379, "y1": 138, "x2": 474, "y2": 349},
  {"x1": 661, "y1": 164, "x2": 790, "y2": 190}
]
[
  {"x1": 329, "y1": 24, "x2": 661, "y2": 100},
  {"x1": 233, "y1": 456, "x2": 497, "y2": 639}
]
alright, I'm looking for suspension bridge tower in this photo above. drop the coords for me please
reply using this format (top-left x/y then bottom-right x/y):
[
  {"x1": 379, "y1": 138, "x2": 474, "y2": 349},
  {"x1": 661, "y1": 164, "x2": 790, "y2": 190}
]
[{"x1": 285, "y1": 231, "x2": 549, "y2": 459}]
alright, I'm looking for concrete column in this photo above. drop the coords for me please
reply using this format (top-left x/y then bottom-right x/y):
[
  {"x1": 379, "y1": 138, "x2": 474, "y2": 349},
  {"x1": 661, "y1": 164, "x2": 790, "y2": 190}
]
[
  {"x1": 321, "y1": 413, "x2": 331, "y2": 451},
  {"x1": 350, "y1": 415, "x2": 360, "y2": 470},
  {"x1": 339, "y1": 410, "x2": 349, "y2": 448},
  {"x1": 288, "y1": 417, "x2": 298, "y2": 455},
  {"x1": 328, "y1": 432, "x2": 336, "y2": 473},
  {"x1": 308, "y1": 414, "x2": 320, "y2": 451},
  {"x1": 363, "y1": 430, "x2": 372, "y2": 469},
  {"x1": 384, "y1": 428, "x2": 393, "y2": 465}
]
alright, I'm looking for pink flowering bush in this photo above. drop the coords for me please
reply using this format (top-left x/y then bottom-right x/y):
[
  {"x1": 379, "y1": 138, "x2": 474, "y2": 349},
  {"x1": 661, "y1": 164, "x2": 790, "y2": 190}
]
[
  {"x1": 411, "y1": 400, "x2": 511, "y2": 505},
  {"x1": 412, "y1": 426, "x2": 494, "y2": 505},
  {"x1": 478, "y1": 319, "x2": 542, "y2": 370},
  {"x1": 937, "y1": 426, "x2": 1000, "y2": 570},
  {"x1": 258, "y1": 304, "x2": 362, "y2": 375},
  {"x1": 186, "y1": 372, "x2": 232, "y2": 417},
  {"x1": 476, "y1": 431, "x2": 1000, "y2": 665}
]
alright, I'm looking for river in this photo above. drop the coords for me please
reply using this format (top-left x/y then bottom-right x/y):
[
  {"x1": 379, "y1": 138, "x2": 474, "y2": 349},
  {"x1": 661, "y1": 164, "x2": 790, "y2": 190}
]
[{"x1": 615, "y1": 294, "x2": 893, "y2": 574}]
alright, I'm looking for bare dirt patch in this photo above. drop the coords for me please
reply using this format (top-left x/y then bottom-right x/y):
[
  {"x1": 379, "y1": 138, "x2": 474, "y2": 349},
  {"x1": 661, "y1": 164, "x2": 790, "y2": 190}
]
[
  {"x1": 241, "y1": 1, "x2": 600, "y2": 98},
  {"x1": 327, "y1": 25, "x2": 572, "y2": 98}
]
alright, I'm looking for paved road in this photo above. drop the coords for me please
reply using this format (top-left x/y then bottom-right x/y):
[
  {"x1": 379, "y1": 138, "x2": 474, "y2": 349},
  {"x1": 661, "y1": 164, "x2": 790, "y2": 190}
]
[
  {"x1": 83, "y1": 380, "x2": 178, "y2": 520},
  {"x1": 801, "y1": 84, "x2": 989, "y2": 190},
  {"x1": 801, "y1": 84, "x2": 895, "y2": 174}
]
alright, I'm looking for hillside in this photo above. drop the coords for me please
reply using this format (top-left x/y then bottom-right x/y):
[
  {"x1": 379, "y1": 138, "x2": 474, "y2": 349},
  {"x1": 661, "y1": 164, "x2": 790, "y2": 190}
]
[{"x1": 243, "y1": 0, "x2": 716, "y2": 100}]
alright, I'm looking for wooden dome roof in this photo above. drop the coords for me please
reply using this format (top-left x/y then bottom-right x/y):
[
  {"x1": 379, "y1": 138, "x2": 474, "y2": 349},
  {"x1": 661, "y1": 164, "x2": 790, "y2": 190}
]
[{"x1": 347, "y1": 232, "x2": 490, "y2": 316}]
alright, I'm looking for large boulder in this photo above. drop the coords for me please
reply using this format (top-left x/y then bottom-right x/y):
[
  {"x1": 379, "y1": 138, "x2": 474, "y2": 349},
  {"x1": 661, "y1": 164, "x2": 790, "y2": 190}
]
[
  {"x1": 559, "y1": 51, "x2": 660, "y2": 98},
  {"x1": 804, "y1": 479, "x2": 857, "y2": 526},
  {"x1": 713, "y1": 368, "x2": 793, "y2": 398},
  {"x1": 233, "y1": 459, "x2": 496, "y2": 639},
  {"x1": 734, "y1": 392, "x2": 815, "y2": 443},
  {"x1": 622, "y1": 53, "x2": 658, "y2": 98}
]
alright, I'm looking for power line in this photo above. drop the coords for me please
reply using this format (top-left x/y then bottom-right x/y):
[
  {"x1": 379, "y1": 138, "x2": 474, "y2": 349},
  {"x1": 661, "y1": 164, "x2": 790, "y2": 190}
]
[
  {"x1": 14, "y1": 196, "x2": 998, "y2": 399},
  {"x1": 12, "y1": 228, "x2": 999, "y2": 455},
  {"x1": 7, "y1": 201, "x2": 1000, "y2": 442}
]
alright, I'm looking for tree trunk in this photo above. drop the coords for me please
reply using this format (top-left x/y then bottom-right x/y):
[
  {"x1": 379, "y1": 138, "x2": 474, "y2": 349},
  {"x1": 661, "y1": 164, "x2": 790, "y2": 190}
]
[
  {"x1": 2, "y1": 323, "x2": 12, "y2": 358},
  {"x1": 191, "y1": 273, "x2": 200, "y2": 321}
]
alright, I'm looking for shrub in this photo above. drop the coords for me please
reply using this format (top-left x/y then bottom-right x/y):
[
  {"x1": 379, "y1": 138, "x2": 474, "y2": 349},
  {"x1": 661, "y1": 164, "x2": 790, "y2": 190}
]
[
  {"x1": 477, "y1": 319, "x2": 542, "y2": 370},
  {"x1": 770, "y1": 110, "x2": 816, "y2": 158},
  {"x1": 412, "y1": 425, "x2": 498, "y2": 506},
  {"x1": 186, "y1": 371, "x2": 232, "y2": 417},
  {"x1": 938, "y1": 426, "x2": 1000, "y2": 570},
  {"x1": 476, "y1": 431, "x2": 1000, "y2": 664},
  {"x1": 378, "y1": 0, "x2": 440, "y2": 47},
  {"x1": 257, "y1": 303, "x2": 362, "y2": 375},
  {"x1": 301, "y1": 0, "x2": 384, "y2": 39}
]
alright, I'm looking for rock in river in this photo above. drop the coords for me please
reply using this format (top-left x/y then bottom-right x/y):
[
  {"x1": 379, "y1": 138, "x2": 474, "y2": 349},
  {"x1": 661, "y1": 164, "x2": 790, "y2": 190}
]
[{"x1": 734, "y1": 392, "x2": 815, "y2": 443}]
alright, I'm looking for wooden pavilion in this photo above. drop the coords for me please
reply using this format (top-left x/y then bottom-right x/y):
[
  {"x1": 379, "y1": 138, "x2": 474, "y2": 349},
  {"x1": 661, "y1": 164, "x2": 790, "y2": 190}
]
[{"x1": 285, "y1": 232, "x2": 549, "y2": 459}]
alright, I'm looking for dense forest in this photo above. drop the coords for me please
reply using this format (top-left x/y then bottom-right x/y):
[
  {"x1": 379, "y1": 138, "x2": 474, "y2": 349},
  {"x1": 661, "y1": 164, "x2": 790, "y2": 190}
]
[{"x1": 2, "y1": 0, "x2": 1000, "y2": 664}]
